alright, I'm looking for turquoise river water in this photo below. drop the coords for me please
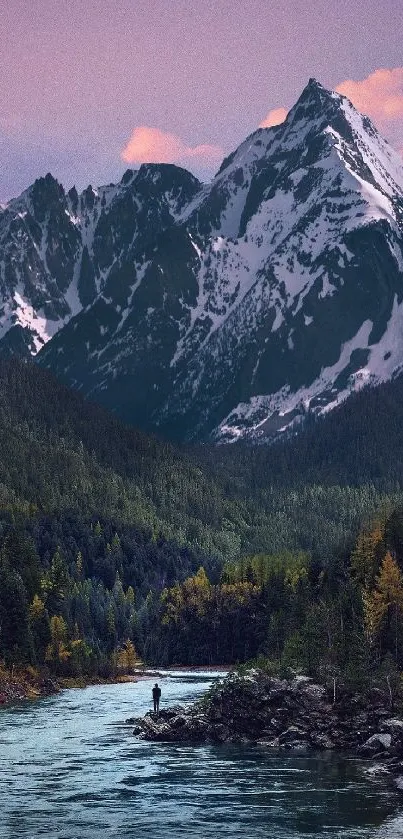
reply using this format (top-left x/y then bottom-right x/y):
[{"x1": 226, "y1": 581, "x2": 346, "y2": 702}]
[{"x1": 1, "y1": 670, "x2": 403, "y2": 838}]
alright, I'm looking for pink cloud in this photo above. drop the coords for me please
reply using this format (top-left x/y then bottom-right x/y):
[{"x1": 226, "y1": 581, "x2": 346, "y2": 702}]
[
  {"x1": 121, "y1": 126, "x2": 223, "y2": 167},
  {"x1": 259, "y1": 107, "x2": 288, "y2": 128},
  {"x1": 336, "y1": 68, "x2": 403, "y2": 124},
  {"x1": 258, "y1": 69, "x2": 403, "y2": 155}
]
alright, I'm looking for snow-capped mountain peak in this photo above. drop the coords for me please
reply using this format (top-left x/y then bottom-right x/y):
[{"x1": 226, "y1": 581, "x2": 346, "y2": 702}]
[{"x1": 1, "y1": 80, "x2": 403, "y2": 442}]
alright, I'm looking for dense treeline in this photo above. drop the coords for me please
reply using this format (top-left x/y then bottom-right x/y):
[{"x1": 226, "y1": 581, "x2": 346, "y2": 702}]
[
  {"x1": 148, "y1": 509, "x2": 403, "y2": 700},
  {"x1": 5, "y1": 503, "x2": 403, "y2": 688},
  {"x1": 4, "y1": 357, "x2": 359, "y2": 566},
  {"x1": 195, "y1": 374, "x2": 403, "y2": 493},
  {"x1": 3, "y1": 357, "x2": 403, "y2": 680},
  {"x1": 1, "y1": 359, "x2": 403, "y2": 567},
  {"x1": 0, "y1": 510, "x2": 220, "y2": 676},
  {"x1": 0, "y1": 358, "x2": 251, "y2": 561}
]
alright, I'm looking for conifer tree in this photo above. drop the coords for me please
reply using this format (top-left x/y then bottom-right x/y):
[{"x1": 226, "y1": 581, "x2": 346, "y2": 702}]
[{"x1": 363, "y1": 551, "x2": 403, "y2": 660}]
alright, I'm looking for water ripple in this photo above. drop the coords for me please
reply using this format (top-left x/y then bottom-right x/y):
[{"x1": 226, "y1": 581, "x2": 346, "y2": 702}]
[{"x1": 0, "y1": 672, "x2": 401, "y2": 838}]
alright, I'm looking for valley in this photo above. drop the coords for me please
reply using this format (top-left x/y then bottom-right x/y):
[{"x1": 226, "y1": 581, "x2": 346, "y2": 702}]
[{"x1": 1, "y1": 82, "x2": 403, "y2": 827}]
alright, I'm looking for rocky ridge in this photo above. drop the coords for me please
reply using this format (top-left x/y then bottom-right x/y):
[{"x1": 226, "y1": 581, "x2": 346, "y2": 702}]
[
  {"x1": 0, "y1": 166, "x2": 200, "y2": 357},
  {"x1": 1, "y1": 79, "x2": 403, "y2": 442}
]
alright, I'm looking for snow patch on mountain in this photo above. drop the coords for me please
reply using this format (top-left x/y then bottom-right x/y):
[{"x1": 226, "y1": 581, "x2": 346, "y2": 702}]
[
  {"x1": 218, "y1": 318, "x2": 375, "y2": 441},
  {"x1": 13, "y1": 290, "x2": 61, "y2": 351},
  {"x1": 2, "y1": 78, "x2": 403, "y2": 443},
  {"x1": 218, "y1": 289, "x2": 403, "y2": 442}
]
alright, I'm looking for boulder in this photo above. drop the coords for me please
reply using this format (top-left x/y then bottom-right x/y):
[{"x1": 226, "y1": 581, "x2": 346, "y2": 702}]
[
  {"x1": 278, "y1": 726, "x2": 306, "y2": 744},
  {"x1": 359, "y1": 733, "x2": 392, "y2": 754},
  {"x1": 382, "y1": 718, "x2": 403, "y2": 732},
  {"x1": 310, "y1": 733, "x2": 335, "y2": 750}
]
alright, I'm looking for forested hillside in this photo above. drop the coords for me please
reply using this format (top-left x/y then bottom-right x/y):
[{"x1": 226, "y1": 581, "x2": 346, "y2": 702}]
[
  {"x1": 0, "y1": 357, "x2": 247, "y2": 560},
  {"x1": 3, "y1": 358, "x2": 401, "y2": 563},
  {"x1": 197, "y1": 374, "x2": 403, "y2": 494},
  {"x1": 0, "y1": 514, "x2": 220, "y2": 676},
  {"x1": 2, "y1": 358, "x2": 403, "y2": 682},
  {"x1": 149, "y1": 509, "x2": 403, "y2": 697}
]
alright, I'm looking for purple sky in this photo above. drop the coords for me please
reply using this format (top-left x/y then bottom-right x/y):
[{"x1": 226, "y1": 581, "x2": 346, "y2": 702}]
[{"x1": 1, "y1": 0, "x2": 402, "y2": 201}]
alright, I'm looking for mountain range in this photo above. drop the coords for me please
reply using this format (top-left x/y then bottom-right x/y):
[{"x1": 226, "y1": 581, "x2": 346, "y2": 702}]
[{"x1": 1, "y1": 78, "x2": 403, "y2": 442}]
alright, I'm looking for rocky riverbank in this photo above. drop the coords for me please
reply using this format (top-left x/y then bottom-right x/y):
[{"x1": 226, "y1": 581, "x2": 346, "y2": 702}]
[
  {"x1": 130, "y1": 670, "x2": 403, "y2": 788},
  {"x1": 0, "y1": 667, "x2": 59, "y2": 704},
  {"x1": 0, "y1": 666, "x2": 162, "y2": 706}
]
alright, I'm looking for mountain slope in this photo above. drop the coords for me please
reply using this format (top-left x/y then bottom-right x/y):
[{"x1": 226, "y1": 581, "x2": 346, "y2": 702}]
[
  {"x1": 1, "y1": 357, "x2": 401, "y2": 564},
  {"x1": 0, "y1": 166, "x2": 200, "y2": 356},
  {"x1": 2, "y1": 79, "x2": 403, "y2": 441},
  {"x1": 158, "y1": 78, "x2": 403, "y2": 440},
  {"x1": 196, "y1": 371, "x2": 403, "y2": 494},
  {"x1": 0, "y1": 357, "x2": 248, "y2": 560}
]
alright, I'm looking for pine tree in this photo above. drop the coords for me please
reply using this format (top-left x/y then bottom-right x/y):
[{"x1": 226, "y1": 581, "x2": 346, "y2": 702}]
[
  {"x1": 351, "y1": 521, "x2": 385, "y2": 588},
  {"x1": 29, "y1": 595, "x2": 51, "y2": 663},
  {"x1": 76, "y1": 552, "x2": 83, "y2": 579},
  {"x1": 363, "y1": 552, "x2": 403, "y2": 660},
  {"x1": 46, "y1": 616, "x2": 71, "y2": 668}
]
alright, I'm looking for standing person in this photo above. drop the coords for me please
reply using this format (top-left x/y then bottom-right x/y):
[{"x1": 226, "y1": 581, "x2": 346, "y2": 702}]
[{"x1": 152, "y1": 683, "x2": 161, "y2": 717}]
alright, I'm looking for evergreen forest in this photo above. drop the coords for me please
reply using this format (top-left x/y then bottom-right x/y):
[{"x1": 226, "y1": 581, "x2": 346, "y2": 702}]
[{"x1": 2, "y1": 358, "x2": 403, "y2": 690}]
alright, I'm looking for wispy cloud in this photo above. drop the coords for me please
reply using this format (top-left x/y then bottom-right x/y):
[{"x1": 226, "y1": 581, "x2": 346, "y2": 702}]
[
  {"x1": 336, "y1": 68, "x2": 403, "y2": 124},
  {"x1": 121, "y1": 126, "x2": 223, "y2": 168},
  {"x1": 259, "y1": 107, "x2": 288, "y2": 128}
]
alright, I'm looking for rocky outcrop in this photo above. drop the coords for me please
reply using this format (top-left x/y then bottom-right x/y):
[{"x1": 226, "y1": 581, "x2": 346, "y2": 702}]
[{"x1": 131, "y1": 671, "x2": 403, "y2": 788}]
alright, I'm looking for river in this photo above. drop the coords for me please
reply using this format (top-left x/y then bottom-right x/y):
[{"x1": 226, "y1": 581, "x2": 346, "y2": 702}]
[{"x1": 0, "y1": 670, "x2": 402, "y2": 838}]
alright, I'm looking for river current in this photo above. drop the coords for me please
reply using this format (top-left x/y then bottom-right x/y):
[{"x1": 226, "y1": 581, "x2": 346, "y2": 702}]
[{"x1": 1, "y1": 670, "x2": 403, "y2": 839}]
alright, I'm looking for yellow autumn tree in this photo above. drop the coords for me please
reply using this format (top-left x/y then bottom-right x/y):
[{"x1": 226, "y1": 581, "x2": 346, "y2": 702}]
[
  {"x1": 351, "y1": 520, "x2": 385, "y2": 588},
  {"x1": 161, "y1": 582, "x2": 183, "y2": 625},
  {"x1": 29, "y1": 593, "x2": 46, "y2": 620},
  {"x1": 363, "y1": 552, "x2": 403, "y2": 658},
  {"x1": 115, "y1": 639, "x2": 139, "y2": 672},
  {"x1": 184, "y1": 567, "x2": 211, "y2": 617},
  {"x1": 163, "y1": 566, "x2": 212, "y2": 624},
  {"x1": 45, "y1": 615, "x2": 71, "y2": 666}
]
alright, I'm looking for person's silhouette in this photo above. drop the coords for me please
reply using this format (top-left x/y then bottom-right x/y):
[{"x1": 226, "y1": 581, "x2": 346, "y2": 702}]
[{"x1": 152, "y1": 683, "x2": 161, "y2": 717}]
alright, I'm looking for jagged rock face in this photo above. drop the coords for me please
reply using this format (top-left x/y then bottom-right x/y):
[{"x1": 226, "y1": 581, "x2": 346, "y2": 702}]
[
  {"x1": 2, "y1": 79, "x2": 403, "y2": 441},
  {"x1": 0, "y1": 165, "x2": 201, "y2": 359}
]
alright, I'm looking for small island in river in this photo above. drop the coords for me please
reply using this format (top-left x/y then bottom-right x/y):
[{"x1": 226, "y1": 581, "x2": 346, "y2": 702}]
[{"x1": 131, "y1": 669, "x2": 403, "y2": 790}]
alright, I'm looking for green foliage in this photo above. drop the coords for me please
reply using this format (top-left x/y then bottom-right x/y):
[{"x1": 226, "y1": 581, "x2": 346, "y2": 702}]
[
  {"x1": 196, "y1": 373, "x2": 403, "y2": 492},
  {"x1": 0, "y1": 358, "x2": 255, "y2": 563},
  {"x1": 29, "y1": 595, "x2": 51, "y2": 664},
  {"x1": 0, "y1": 562, "x2": 32, "y2": 666},
  {"x1": 2, "y1": 358, "x2": 403, "y2": 569},
  {"x1": 143, "y1": 508, "x2": 403, "y2": 685},
  {"x1": 3, "y1": 357, "x2": 403, "y2": 685},
  {"x1": 222, "y1": 552, "x2": 310, "y2": 588}
]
